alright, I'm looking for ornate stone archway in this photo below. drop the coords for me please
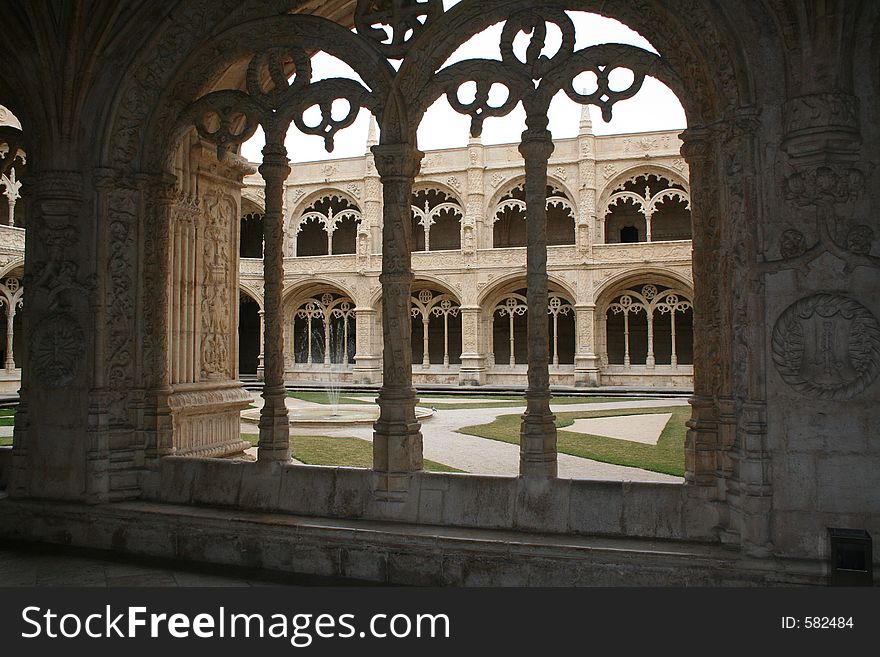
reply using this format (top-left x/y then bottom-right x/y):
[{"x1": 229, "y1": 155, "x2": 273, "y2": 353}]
[{"x1": 2, "y1": 1, "x2": 877, "y2": 581}]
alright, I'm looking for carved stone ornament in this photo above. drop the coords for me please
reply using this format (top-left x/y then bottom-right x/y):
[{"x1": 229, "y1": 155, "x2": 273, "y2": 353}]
[
  {"x1": 771, "y1": 294, "x2": 880, "y2": 400},
  {"x1": 31, "y1": 312, "x2": 86, "y2": 387}
]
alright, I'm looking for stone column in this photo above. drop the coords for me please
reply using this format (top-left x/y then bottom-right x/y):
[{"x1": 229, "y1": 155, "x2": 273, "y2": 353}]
[
  {"x1": 518, "y1": 121, "x2": 556, "y2": 478},
  {"x1": 421, "y1": 314, "x2": 430, "y2": 368},
  {"x1": 670, "y1": 310, "x2": 678, "y2": 368},
  {"x1": 646, "y1": 309, "x2": 656, "y2": 368},
  {"x1": 371, "y1": 143, "x2": 424, "y2": 498},
  {"x1": 680, "y1": 128, "x2": 720, "y2": 486},
  {"x1": 257, "y1": 309, "x2": 265, "y2": 378},
  {"x1": 257, "y1": 138, "x2": 291, "y2": 462},
  {"x1": 352, "y1": 306, "x2": 381, "y2": 384},
  {"x1": 143, "y1": 175, "x2": 177, "y2": 464},
  {"x1": 573, "y1": 303, "x2": 600, "y2": 386},
  {"x1": 458, "y1": 305, "x2": 485, "y2": 385},
  {"x1": 465, "y1": 135, "x2": 484, "y2": 258},
  {"x1": 2, "y1": 296, "x2": 16, "y2": 372}
]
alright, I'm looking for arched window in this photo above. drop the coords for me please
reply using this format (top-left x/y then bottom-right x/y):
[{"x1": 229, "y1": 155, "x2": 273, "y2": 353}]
[
  {"x1": 492, "y1": 183, "x2": 575, "y2": 248},
  {"x1": 240, "y1": 212, "x2": 264, "y2": 258},
  {"x1": 0, "y1": 106, "x2": 26, "y2": 228},
  {"x1": 410, "y1": 288, "x2": 462, "y2": 366},
  {"x1": 605, "y1": 284, "x2": 693, "y2": 367},
  {"x1": 490, "y1": 289, "x2": 575, "y2": 366},
  {"x1": 604, "y1": 173, "x2": 690, "y2": 243},
  {"x1": 411, "y1": 188, "x2": 462, "y2": 252},
  {"x1": 0, "y1": 273, "x2": 23, "y2": 372},
  {"x1": 292, "y1": 194, "x2": 361, "y2": 256},
  {"x1": 289, "y1": 292, "x2": 356, "y2": 366}
]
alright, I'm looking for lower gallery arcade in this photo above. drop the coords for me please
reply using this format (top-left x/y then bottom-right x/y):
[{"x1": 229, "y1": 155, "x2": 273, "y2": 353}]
[{"x1": 0, "y1": 0, "x2": 877, "y2": 587}]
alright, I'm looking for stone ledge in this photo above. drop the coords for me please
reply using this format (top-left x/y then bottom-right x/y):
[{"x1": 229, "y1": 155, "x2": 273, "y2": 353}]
[{"x1": 0, "y1": 498, "x2": 834, "y2": 586}]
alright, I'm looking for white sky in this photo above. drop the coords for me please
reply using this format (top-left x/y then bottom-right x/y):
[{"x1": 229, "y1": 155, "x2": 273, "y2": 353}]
[{"x1": 241, "y1": 5, "x2": 686, "y2": 164}]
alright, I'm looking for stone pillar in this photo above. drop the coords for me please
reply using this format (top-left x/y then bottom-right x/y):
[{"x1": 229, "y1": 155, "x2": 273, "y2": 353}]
[
  {"x1": 10, "y1": 170, "x2": 91, "y2": 500},
  {"x1": 353, "y1": 306, "x2": 381, "y2": 384},
  {"x1": 257, "y1": 138, "x2": 291, "y2": 462},
  {"x1": 458, "y1": 305, "x2": 485, "y2": 385},
  {"x1": 464, "y1": 135, "x2": 484, "y2": 258},
  {"x1": 518, "y1": 121, "x2": 556, "y2": 478},
  {"x1": 646, "y1": 309, "x2": 656, "y2": 368},
  {"x1": 371, "y1": 143, "x2": 424, "y2": 498},
  {"x1": 142, "y1": 175, "x2": 177, "y2": 465},
  {"x1": 573, "y1": 303, "x2": 600, "y2": 386},
  {"x1": 680, "y1": 128, "x2": 720, "y2": 486},
  {"x1": 257, "y1": 309, "x2": 265, "y2": 379},
  {"x1": 577, "y1": 105, "x2": 597, "y2": 254},
  {"x1": 1, "y1": 288, "x2": 18, "y2": 372}
]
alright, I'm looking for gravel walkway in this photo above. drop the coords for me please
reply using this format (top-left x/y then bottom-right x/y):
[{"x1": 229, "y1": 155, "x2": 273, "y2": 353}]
[{"x1": 243, "y1": 394, "x2": 687, "y2": 483}]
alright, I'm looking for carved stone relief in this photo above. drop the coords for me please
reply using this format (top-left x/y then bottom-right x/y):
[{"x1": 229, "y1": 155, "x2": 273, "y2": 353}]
[{"x1": 771, "y1": 293, "x2": 880, "y2": 400}]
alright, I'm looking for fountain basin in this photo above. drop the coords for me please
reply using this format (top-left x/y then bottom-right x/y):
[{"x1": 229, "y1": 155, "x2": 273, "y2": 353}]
[{"x1": 241, "y1": 404, "x2": 433, "y2": 426}]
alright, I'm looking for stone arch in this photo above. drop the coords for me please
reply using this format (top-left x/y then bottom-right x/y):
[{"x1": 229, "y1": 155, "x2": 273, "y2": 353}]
[
  {"x1": 479, "y1": 270, "x2": 576, "y2": 308},
  {"x1": 410, "y1": 185, "x2": 464, "y2": 252},
  {"x1": 239, "y1": 283, "x2": 263, "y2": 310},
  {"x1": 409, "y1": 284, "x2": 463, "y2": 367},
  {"x1": 284, "y1": 283, "x2": 358, "y2": 367},
  {"x1": 291, "y1": 191, "x2": 362, "y2": 257},
  {"x1": 489, "y1": 176, "x2": 577, "y2": 248},
  {"x1": 241, "y1": 191, "x2": 264, "y2": 214},
  {"x1": 487, "y1": 174, "x2": 576, "y2": 211},
  {"x1": 0, "y1": 257, "x2": 24, "y2": 280},
  {"x1": 286, "y1": 187, "x2": 361, "y2": 233},
  {"x1": 412, "y1": 180, "x2": 465, "y2": 207},
  {"x1": 597, "y1": 272, "x2": 694, "y2": 369},
  {"x1": 598, "y1": 165, "x2": 690, "y2": 211},
  {"x1": 594, "y1": 268, "x2": 693, "y2": 310},
  {"x1": 282, "y1": 277, "x2": 359, "y2": 309},
  {"x1": 238, "y1": 285, "x2": 262, "y2": 376},
  {"x1": 92, "y1": 0, "x2": 786, "y2": 538}
]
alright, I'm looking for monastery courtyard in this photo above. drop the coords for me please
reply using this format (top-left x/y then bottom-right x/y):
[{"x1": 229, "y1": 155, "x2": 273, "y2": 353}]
[{"x1": 236, "y1": 391, "x2": 687, "y2": 482}]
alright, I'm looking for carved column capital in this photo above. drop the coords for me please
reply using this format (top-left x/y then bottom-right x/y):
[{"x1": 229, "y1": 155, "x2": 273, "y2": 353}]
[
  {"x1": 371, "y1": 143, "x2": 423, "y2": 180},
  {"x1": 518, "y1": 127, "x2": 554, "y2": 164},
  {"x1": 679, "y1": 127, "x2": 717, "y2": 164}
]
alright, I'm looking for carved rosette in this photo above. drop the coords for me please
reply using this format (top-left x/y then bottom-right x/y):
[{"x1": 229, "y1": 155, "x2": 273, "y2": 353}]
[
  {"x1": 31, "y1": 312, "x2": 85, "y2": 387},
  {"x1": 772, "y1": 294, "x2": 880, "y2": 400}
]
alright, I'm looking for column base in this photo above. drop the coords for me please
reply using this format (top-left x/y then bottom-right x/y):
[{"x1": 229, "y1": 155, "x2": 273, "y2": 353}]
[
  {"x1": 353, "y1": 356, "x2": 382, "y2": 384},
  {"x1": 258, "y1": 385, "x2": 291, "y2": 462},
  {"x1": 519, "y1": 408, "x2": 558, "y2": 478},
  {"x1": 458, "y1": 354, "x2": 485, "y2": 386},
  {"x1": 574, "y1": 354, "x2": 600, "y2": 387}
]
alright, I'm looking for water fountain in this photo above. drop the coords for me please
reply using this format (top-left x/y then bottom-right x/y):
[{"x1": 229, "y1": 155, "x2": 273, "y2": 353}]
[{"x1": 242, "y1": 305, "x2": 433, "y2": 427}]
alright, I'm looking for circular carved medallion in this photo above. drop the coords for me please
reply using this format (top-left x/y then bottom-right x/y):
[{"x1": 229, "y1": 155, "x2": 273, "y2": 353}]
[
  {"x1": 771, "y1": 294, "x2": 880, "y2": 400},
  {"x1": 31, "y1": 312, "x2": 85, "y2": 387}
]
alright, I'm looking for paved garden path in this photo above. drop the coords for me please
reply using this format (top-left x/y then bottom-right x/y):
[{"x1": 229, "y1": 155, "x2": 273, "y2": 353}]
[{"x1": 242, "y1": 394, "x2": 688, "y2": 483}]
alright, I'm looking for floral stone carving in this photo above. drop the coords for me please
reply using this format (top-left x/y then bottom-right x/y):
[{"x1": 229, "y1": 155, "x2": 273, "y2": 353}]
[{"x1": 31, "y1": 312, "x2": 86, "y2": 387}]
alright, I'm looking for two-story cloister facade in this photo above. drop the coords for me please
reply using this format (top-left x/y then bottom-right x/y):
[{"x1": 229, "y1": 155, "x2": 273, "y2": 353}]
[{"x1": 238, "y1": 114, "x2": 695, "y2": 389}]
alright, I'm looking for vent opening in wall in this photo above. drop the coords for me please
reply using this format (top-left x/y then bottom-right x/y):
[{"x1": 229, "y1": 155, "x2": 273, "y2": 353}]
[{"x1": 828, "y1": 528, "x2": 873, "y2": 586}]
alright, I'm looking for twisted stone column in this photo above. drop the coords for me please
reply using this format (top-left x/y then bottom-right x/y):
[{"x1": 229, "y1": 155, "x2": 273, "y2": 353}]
[
  {"x1": 518, "y1": 122, "x2": 556, "y2": 477},
  {"x1": 371, "y1": 143, "x2": 423, "y2": 497},
  {"x1": 257, "y1": 139, "x2": 291, "y2": 462}
]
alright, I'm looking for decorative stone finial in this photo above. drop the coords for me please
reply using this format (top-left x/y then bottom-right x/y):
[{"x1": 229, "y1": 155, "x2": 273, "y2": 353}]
[
  {"x1": 366, "y1": 115, "x2": 378, "y2": 151},
  {"x1": 579, "y1": 102, "x2": 593, "y2": 135}
]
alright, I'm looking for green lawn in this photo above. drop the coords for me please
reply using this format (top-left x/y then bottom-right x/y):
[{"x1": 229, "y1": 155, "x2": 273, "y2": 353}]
[
  {"x1": 458, "y1": 405, "x2": 688, "y2": 476},
  {"x1": 425, "y1": 395, "x2": 637, "y2": 410},
  {"x1": 241, "y1": 433, "x2": 463, "y2": 473},
  {"x1": 0, "y1": 438, "x2": 11, "y2": 447},
  {"x1": 287, "y1": 391, "x2": 367, "y2": 405},
  {"x1": 0, "y1": 407, "x2": 14, "y2": 427},
  {"x1": 288, "y1": 391, "x2": 638, "y2": 411}
]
